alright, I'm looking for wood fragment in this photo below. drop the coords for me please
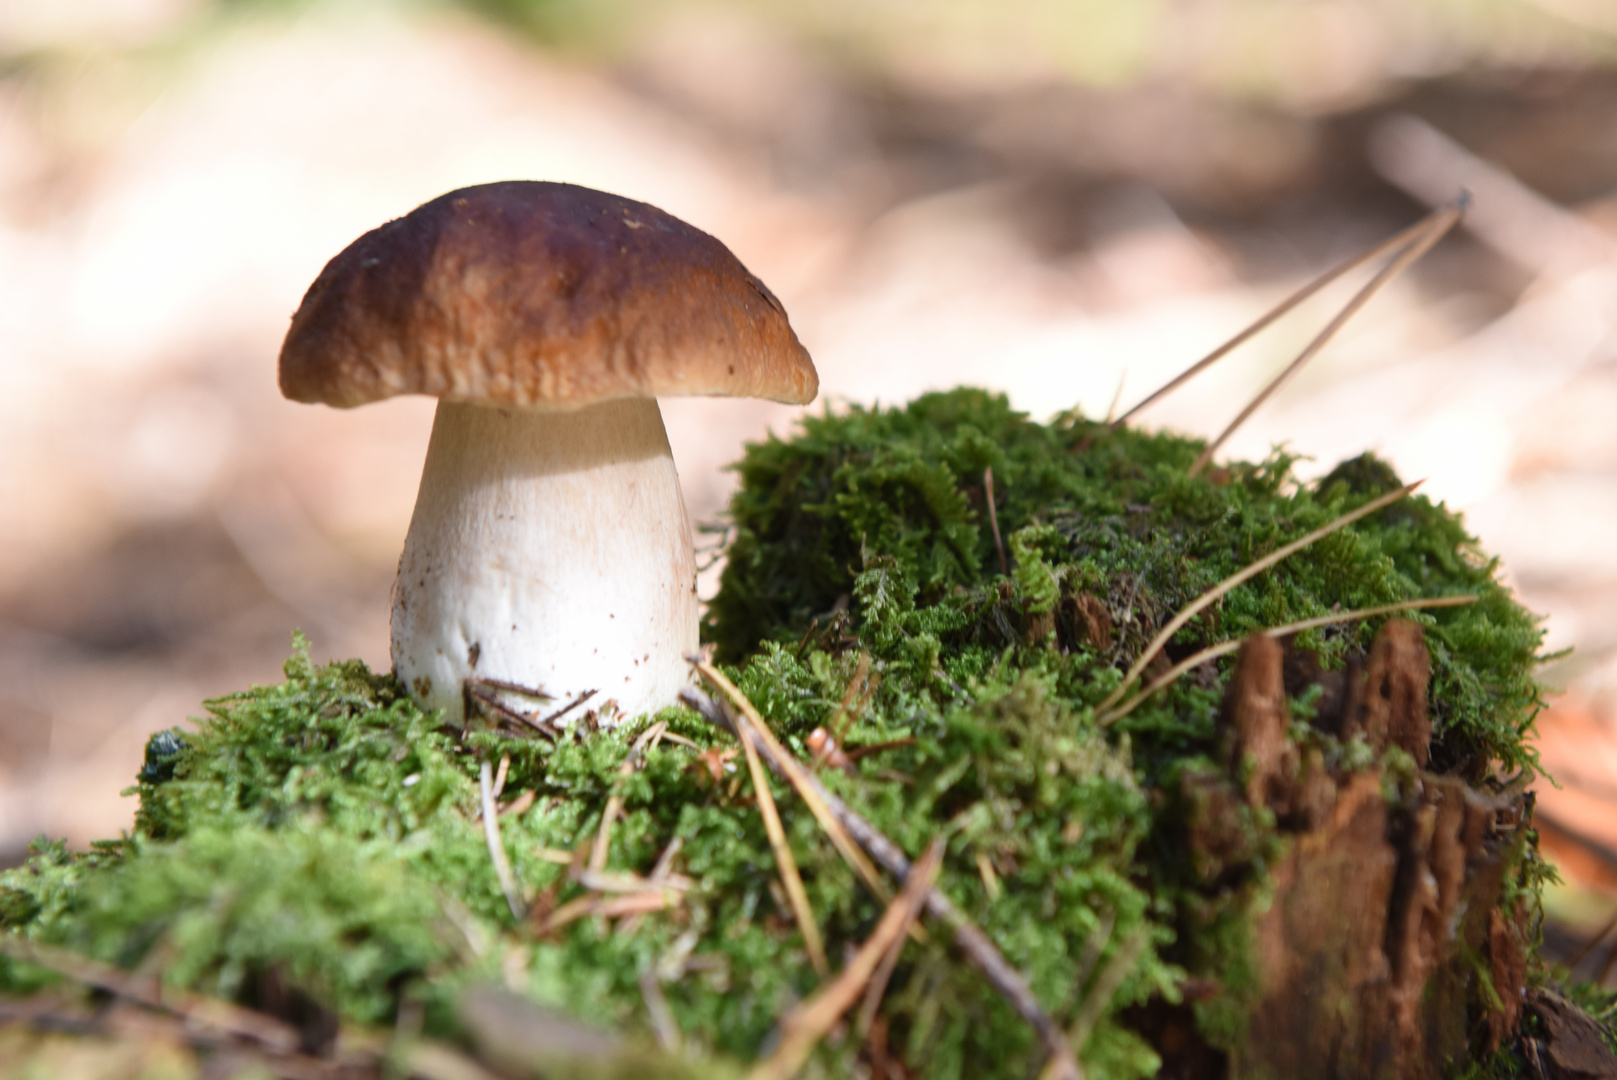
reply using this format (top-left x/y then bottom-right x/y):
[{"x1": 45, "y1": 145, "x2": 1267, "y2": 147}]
[
  {"x1": 1222, "y1": 635, "x2": 1291, "y2": 808},
  {"x1": 750, "y1": 839, "x2": 944, "y2": 1080},
  {"x1": 1354, "y1": 619, "x2": 1432, "y2": 766}
]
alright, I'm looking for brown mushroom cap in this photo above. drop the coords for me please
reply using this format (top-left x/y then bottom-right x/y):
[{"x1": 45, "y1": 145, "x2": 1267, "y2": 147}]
[{"x1": 278, "y1": 181, "x2": 818, "y2": 410}]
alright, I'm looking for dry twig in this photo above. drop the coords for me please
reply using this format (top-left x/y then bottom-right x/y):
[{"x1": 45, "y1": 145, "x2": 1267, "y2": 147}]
[
  {"x1": 690, "y1": 657, "x2": 892, "y2": 905},
  {"x1": 592, "y1": 722, "x2": 667, "y2": 872}
]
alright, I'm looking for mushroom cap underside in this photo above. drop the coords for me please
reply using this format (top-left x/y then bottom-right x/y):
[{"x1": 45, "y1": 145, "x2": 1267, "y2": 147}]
[{"x1": 278, "y1": 181, "x2": 818, "y2": 410}]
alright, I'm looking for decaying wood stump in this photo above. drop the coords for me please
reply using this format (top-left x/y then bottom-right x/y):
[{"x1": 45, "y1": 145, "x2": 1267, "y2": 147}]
[{"x1": 1168, "y1": 620, "x2": 1544, "y2": 1079}]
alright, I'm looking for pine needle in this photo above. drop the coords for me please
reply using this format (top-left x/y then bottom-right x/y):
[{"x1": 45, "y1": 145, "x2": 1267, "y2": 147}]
[
  {"x1": 592, "y1": 721, "x2": 667, "y2": 873},
  {"x1": 825, "y1": 652, "x2": 874, "y2": 754},
  {"x1": 535, "y1": 891, "x2": 674, "y2": 936},
  {"x1": 985, "y1": 467, "x2": 1009, "y2": 577},
  {"x1": 691, "y1": 657, "x2": 893, "y2": 905},
  {"x1": 1098, "y1": 594, "x2": 1477, "y2": 725},
  {"x1": 749, "y1": 839, "x2": 944, "y2": 1080},
  {"x1": 480, "y1": 759, "x2": 526, "y2": 920},
  {"x1": 680, "y1": 685, "x2": 1083, "y2": 1080},
  {"x1": 738, "y1": 709, "x2": 830, "y2": 977},
  {"x1": 1111, "y1": 201, "x2": 1463, "y2": 430},
  {"x1": 1056, "y1": 923, "x2": 1153, "y2": 1070},
  {"x1": 1094, "y1": 482, "x2": 1421, "y2": 716},
  {"x1": 1188, "y1": 199, "x2": 1464, "y2": 476}
]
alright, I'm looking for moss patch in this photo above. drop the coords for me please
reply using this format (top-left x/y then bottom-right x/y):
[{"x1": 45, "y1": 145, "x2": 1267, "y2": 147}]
[{"x1": 1, "y1": 388, "x2": 1596, "y2": 1078}]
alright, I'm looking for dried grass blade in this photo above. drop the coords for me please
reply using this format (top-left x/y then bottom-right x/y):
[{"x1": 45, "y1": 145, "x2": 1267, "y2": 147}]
[
  {"x1": 1111, "y1": 203, "x2": 1458, "y2": 430},
  {"x1": 1095, "y1": 482, "x2": 1420, "y2": 715},
  {"x1": 691, "y1": 657, "x2": 893, "y2": 905},
  {"x1": 1099, "y1": 593, "x2": 1476, "y2": 725},
  {"x1": 1188, "y1": 200, "x2": 1463, "y2": 476},
  {"x1": 750, "y1": 839, "x2": 944, "y2": 1080},
  {"x1": 739, "y1": 710, "x2": 830, "y2": 977},
  {"x1": 480, "y1": 760, "x2": 526, "y2": 920}
]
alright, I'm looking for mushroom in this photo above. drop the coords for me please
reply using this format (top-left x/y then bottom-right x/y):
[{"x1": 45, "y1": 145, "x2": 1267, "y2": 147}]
[{"x1": 278, "y1": 181, "x2": 817, "y2": 726}]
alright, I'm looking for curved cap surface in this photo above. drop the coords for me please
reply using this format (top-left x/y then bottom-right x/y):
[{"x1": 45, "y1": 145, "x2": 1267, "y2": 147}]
[{"x1": 279, "y1": 182, "x2": 818, "y2": 409}]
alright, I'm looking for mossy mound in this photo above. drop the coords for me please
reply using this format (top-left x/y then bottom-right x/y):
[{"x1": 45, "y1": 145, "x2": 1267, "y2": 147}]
[{"x1": 1, "y1": 388, "x2": 1608, "y2": 1078}]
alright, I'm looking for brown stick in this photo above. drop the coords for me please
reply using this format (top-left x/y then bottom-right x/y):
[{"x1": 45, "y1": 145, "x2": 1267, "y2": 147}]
[
  {"x1": 679, "y1": 686, "x2": 1083, "y2": 1080},
  {"x1": 690, "y1": 658, "x2": 893, "y2": 905}
]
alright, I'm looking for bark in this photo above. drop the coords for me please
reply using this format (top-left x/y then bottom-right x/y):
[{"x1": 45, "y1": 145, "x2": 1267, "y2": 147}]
[{"x1": 1165, "y1": 621, "x2": 1541, "y2": 1079}]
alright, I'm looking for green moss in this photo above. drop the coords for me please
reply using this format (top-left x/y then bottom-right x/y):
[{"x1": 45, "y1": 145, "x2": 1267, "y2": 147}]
[{"x1": 0, "y1": 388, "x2": 1578, "y2": 1077}]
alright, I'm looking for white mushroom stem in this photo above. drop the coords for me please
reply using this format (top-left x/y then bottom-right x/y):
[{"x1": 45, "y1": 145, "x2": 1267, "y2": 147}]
[{"x1": 391, "y1": 397, "x2": 698, "y2": 727}]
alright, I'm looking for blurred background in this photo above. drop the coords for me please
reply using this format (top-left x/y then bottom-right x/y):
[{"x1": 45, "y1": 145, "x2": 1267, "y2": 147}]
[{"x1": 1, "y1": 0, "x2": 1616, "y2": 982}]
